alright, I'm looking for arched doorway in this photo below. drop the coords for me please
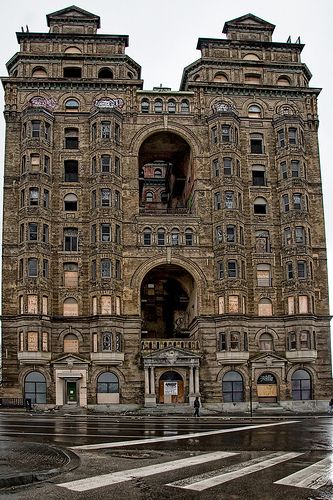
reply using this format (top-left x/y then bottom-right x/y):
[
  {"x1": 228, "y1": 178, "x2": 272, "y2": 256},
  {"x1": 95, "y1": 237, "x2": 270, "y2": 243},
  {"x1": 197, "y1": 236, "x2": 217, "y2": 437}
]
[
  {"x1": 141, "y1": 264, "x2": 196, "y2": 339},
  {"x1": 159, "y1": 371, "x2": 184, "y2": 404},
  {"x1": 257, "y1": 372, "x2": 278, "y2": 403},
  {"x1": 24, "y1": 371, "x2": 47, "y2": 404}
]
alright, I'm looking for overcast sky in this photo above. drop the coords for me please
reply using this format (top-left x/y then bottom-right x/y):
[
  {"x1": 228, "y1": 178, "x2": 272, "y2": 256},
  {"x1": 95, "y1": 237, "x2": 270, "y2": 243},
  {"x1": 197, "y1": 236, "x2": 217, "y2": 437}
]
[{"x1": 0, "y1": 0, "x2": 332, "y2": 309}]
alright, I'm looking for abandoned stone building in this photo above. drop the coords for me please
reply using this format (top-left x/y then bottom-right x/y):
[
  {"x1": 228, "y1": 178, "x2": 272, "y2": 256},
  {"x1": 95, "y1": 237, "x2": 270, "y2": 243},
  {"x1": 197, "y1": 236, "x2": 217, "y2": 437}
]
[{"x1": 1, "y1": 6, "x2": 331, "y2": 412}]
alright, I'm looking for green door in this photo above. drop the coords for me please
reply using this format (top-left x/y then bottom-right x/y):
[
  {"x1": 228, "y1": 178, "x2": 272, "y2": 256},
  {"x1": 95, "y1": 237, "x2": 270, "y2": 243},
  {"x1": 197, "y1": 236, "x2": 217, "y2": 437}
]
[{"x1": 66, "y1": 381, "x2": 77, "y2": 403}]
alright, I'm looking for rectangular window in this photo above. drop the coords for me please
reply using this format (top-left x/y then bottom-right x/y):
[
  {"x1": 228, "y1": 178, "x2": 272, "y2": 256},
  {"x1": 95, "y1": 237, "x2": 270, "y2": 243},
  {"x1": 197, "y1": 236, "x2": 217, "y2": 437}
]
[
  {"x1": 227, "y1": 260, "x2": 237, "y2": 278},
  {"x1": 219, "y1": 333, "x2": 227, "y2": 351},
  {"x1": 19, "y1": 223, "x2": 24, "y2": 243},
  {"x1": 115, "y1": 296, "x2": 121, "y2": 315},
  {"x1": 30, "y1": 154, "x2": 40, "y2": 172},
  {"x1": 297, "y1": 261, "x2": 307, "y2": 279},
  {"x1": 43, "y1": 189, "x2": 49, "y2": 208},
  {"x1": 64, "y1": 228, "x2": 78, "y2": 251},
  {"x1": 280, "y1": 162, "x2": 287, "y2": 179},
  {"x1": 157, "y1": 231, "x2": 165, "y2": 246},
  {"x1": 288, "y1": 128, "x2": 297, "y2": 145},
  {"x1": 27, "y1": 295, "x2": 38, "y2": 314},
  {"x1": 214, "y1": 192, "x2": 221, "y2": 210},
  {"x1": 278, "y1": 129, "x2": 285, "y2": 147},
  {"x1": 42, "y1": 259, "x2": 49, "y2": 278},
  {"x1": 293, "y1": 193, "x2": 302, "y2": 210},
  {"x1": 218, "y1": 261, "x2": 224, "y2": 279},
  {"x1": 20, "y1": 189, "x2": 25, "y2": 208},
  {"x1": 228, "y1": 295, "x2": 239, "y2": 312},
  {"x1": 27, "y1": 331, "x2": 38, "y2": 351},
  {"x1": 288, "y1": 296, "x2": 295, "y2": 315},
  {"x1": 91, "y1": 190, "x2": 97, "y2": 209},
  {"x1": 299, "y1": 295, "x2": 308, "y2": 314},
  {"x1": 101, "y1": 224, "x2": 111, "y2": 242},
  {"x1": 92, "y1": 297, "x2": 97, "y2": 316},
  {"x1": 221, "y1": 125, "x2": 231, "y2": 143},
  {"x1": 291, "y1": 160, "x2": 300, "y2": 177},
  {"x1": 91, "y1": 224, "x2": 96, "y2": 243},
  {"x1": 300, "y1": 331, "x2": 310, "y2": 349},
  {"x1": 91, "y1": 259, "x2": 96, "y2": 281},
  {"x1": 115, "y1": 191, "x2": 121, "y2": 210},
  {"x1": 250, "y1": 136, "x2": 263, "y2": 154},
  {"x1": 211, "y1": 126, "x2": 218, "y2": 144},
  {"x1": 115, "y1": 224, "x2": 121, "y2": 244},
  {"x1": 289, "y1": 332, "x2": 297, "y2": 350},
  {"x1": 215, "y1": 226, "x2": 223, "y2": 243},
  {"x1": 29, "y1": 188, "x2": 39, "y2": 206},
  {"x1": 282, "y1": 194, "x2": 289, "y2": 212},
  {"x1": 91, "y1": 123, "x2": 97, "y2": 142},
  {"x1": 64, "y1": 160, "x2": 79, "y2": 182},
  {"x1": 225, "y1": 191, "x2": 234, "y2": 209},
  {"x1": 101, "y1": 259, "x2": 112, "y2": 278},
  {"x1": 284, "y1": 227, "x2": 292, "y2": 245},
  {"x1": 31, "y1": 120, "x2": 41, "y2": 138},
  {"x1": 115, "y1": 259, "x2": 121, "y2": 279},
  {"x1": 101, "y1": 121, "x2": 111, "y2": 139},
  {"x1": 28, "y1": 258, "x2": 38, "y2": 277},
  {"x1": 218, "y1": 296, "x2": 224, "y2": 314},
  {"x1": 101, "y1": 296, "x2": 112, "y2": 315},
  {"x1": 230, "y1": 332, "x2": 240, "y2": 351},
  {"x1": 287, "y1": 262, "x2": 293, "y2": 280},
  {"x1": 42, "y1": 224, "x2": 49, "y2": 243},
  {"x1": 295, "y1": 226, "x2": 305, "y2": 244},
  {"x1": 101, "y1": 155, "x2": 111, "y2": 173},
  {"x1": 42, "y1": 330, "x2": 48, "y2": 350},
  {"x1": 226, "y1": 225, "x2": 236, "y2": 243},
  {"x1": 212, "y1": 159, "x2": 219, "y2": 177},
  {"x1": 44, "y1": 122, "x2": 51, "y2": 141},
  {"x1": 223, "y1": 157, "x2": 232, "y2": 176},
  {"x1": 115, "y1": 123, "x2": 121, "y2": 143},
  {"x1": 101, "y1": 188, "x2": 111, "y2": 207},
  {"x1": 64, "y1": 263, "x2": 78, "y2": 287},
  {"x1": 44, "y1": 155, "x2": 50, "y2": 174},
  {"x1": 28, "y1": 223, "x2": 38, "y2": 241},
  {"x1": 91, "y1": 156, "x2": 96, "y2": 175},
  {"x1": 185, "y1": 231, "x2": 193, "y2": 246},
  {"x1": 115, "y1": 156, "x2": 121, "y2": 176}
]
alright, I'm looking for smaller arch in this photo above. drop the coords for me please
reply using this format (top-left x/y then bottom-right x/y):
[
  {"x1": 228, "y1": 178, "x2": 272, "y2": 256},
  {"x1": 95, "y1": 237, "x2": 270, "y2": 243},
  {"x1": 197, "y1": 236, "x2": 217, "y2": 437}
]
[
  {"x1": 213, "y1": 72, "x2": 228, "y2": 82},
  {"x1": 154, "y1": 168, "x2": 162, "y2": 177},
  {"x1": 64, "y1": 193, "x2": 78, "y2": 211},
  {"x1": 258, "y1": 298, "x2": 273, "y2": 316},
  {"x1": 63, "y1": 297, "x2": 78, "y2": 316},
  {"x1": 65, "y1": 98, "x2": 80, "y2": 112},
  {"x1": 248, "y1": 104, "x2": 262, "y2": 118},
  {"x1": 98, "y1": 67, "x2": 114, "y2": 79},
  {"x1": 145, "y1": 191, "x2": 154, "y2": 202},
  {"x1": 243, "y1": 53, "x2": 260, "y2": 61},
  {"x1": 171, "y1": 227, "x2": 180, "y2": 246},
  {"x1": 193, "y1": 73, "x2": 200, "y2": 81},
  {"x1": 63, "y1": 333, "x2": 79, "y2": 352},
  {"x1": 143, "y1": 227, "x2": 152, "y2": 246},
  {"x1": 167, "y1": 99, "x2": 176, "y2": 113},
  {"x1": 159, "y1": 370, "x2": 183, "y2": 381},
  {"x1": 222, "y1": 370, "x2": 244, "y2": 402},
  {"x1": 277, "y1": 75, "x2": 291, "y2": 86},
  {"x1": 32, "y1": 67, "x2": 47, "y2": 78},
  {"x1": 257, "y1": 372, "x2": 277, "y2": 384},
  {"x1": 141, "y1": 98, "x2": 149, "y2": 113},
  {"x1": 180, "y1": 99, "x2": 189, "y2": 113},
  {"x1": 291, "y1": 369, "x2": 312, "y2": 400},
  {"x1": 97, "y1": 372, "x2": 119, "y2": 393},
  {"x1": 24, "y1": 371, "x2": 47, "y2": 404},
  {"x1": 154, "y1": 99, "x2": 163, "y2": 113},
  {"x1": 64, "y1": 46, "x2": 81, "y2": 54},
  {"x1": 259, "y1": 332, "x2": 274, "y2": 351},
  {"x1": 253, "y1": 196, "x2": 267, "y2": 215}
]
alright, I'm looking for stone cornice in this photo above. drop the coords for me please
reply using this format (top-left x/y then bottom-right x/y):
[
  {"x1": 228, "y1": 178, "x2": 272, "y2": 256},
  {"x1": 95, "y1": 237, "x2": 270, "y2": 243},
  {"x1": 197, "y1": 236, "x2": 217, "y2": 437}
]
[
  {"x1": 16, "y1": 32, "x2": 129, "y2": 46},
  {"x1": 1, "y1": 78, "x2": 143, "y2": 92},
  {"x1": 184, "y1": 82, "x2": 321, "y2": 98},
  {"x1": 196, "y1": 38, "x2": 304, "y2": 52}
]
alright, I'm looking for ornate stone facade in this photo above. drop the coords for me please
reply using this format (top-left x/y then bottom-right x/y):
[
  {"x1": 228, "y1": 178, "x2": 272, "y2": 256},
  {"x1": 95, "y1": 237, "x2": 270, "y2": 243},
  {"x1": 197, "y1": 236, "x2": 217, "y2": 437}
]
[{"x1": 1, "y1": 7, "x2": 331, "y2": 412}]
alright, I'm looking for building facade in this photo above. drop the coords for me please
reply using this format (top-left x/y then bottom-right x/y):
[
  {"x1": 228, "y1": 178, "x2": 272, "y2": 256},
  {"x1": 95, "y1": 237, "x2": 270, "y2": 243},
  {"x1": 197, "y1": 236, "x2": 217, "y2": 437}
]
[{"x1": 1, "y1": 7, "x2": 331, "y2": 412}]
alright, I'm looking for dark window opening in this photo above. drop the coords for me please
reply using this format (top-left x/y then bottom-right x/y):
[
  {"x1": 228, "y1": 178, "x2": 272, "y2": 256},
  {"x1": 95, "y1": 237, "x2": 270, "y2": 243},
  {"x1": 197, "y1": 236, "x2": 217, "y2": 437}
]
[
  {"x1": 63, "y1": 67, "x2": 82, "y2": 78},
  {"x1": 64, "y1": 160, "x2": 79, "y2": 182}
]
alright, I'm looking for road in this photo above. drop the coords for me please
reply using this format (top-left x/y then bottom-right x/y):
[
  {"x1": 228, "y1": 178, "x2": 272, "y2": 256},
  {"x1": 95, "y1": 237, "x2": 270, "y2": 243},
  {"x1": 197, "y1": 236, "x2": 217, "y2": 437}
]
[{"x1": 0, "y1": 412, "x2": 332, "y2": 499}]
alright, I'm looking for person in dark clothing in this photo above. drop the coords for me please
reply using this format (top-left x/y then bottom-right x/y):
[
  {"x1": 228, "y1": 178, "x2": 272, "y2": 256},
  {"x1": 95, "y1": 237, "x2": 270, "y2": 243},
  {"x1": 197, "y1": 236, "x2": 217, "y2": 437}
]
[
  {"x1": 328, "y1": 398, "x2": 333, "y2": 414},
  {"x1": 193, "y1": 396, "x2": 200, "y2": 417}
]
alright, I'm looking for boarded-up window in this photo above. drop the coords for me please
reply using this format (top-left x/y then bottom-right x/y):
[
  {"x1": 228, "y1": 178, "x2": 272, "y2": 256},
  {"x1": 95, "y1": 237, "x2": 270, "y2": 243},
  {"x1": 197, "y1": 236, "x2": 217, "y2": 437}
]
[
  {"x1": 299, "y1": 295, "x2": 308, "y2": 314},
  {"x1": 63, "y1": 334, "x2": 79, "y2": 353},
  {"x1": 300, "y1": 331, "x2": 310, "y2": 349},
  {"x1": 42, "y1": 296, "x2": 48, "y2": 315},
  {"x1": 19, "y1": 331, "x2": 24, "y2": 351},
  {"x1": 218, "y1": 296, "x2": 225, "y2": 315},
  {"x1": 288, "y1": 296, "x2": 295, "y2": 315},
  {"x1": 63, "y1": 298, "x2": 78, "y2": 316},
  {"x1": 228, "y1": 295, "x2": 239, "y2": 313},
  {"x1": 27, "y1": 295, "x2": 38, "y2": 314},
  {"x1": 27, "y1": 331, "x2": 38, "y2": 351},
  {"x1": 258, "y1": 298, "x2": 272, "y2": 316},
  {"x1": 19, "y1": 296, "x2": 24, "y2": 314},
  {"x1": 115, "y1": 296, "x2": 121, "y2": 315},
  {"x1": 30, "y1": 154, "x2": 40, "y2": 172},
  {"x1": 92, "y1": 333, "x2": 98, "y2": 352},
  {"x1": 101, "y1": 295, "x2": 112, "y2": 315},
  {"x1": 64, "y1": 263, "x2": 78, "y2": 287},
  {"x1": 42, "y1": 332, "x2": 48, "y2": 352},
  {"x1": 92, "y1": 296, "x2": 97, "y2": 315}
]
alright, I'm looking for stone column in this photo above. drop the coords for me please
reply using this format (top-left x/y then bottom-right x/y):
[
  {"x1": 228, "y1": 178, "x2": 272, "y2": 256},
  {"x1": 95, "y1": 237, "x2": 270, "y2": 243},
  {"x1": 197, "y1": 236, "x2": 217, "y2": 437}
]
[
  {"x1": 194, "y1": 366, "x2": 200, "y2": 394},
  {"x1": 189, "y1": 366, "x2": 194, "y2": 395},
  {"x1": 144, "y1": 367, "x2": 150, "y2": 395},
  {"x1": 150, "y1": 366, "x2": 155, "y2": 395}
]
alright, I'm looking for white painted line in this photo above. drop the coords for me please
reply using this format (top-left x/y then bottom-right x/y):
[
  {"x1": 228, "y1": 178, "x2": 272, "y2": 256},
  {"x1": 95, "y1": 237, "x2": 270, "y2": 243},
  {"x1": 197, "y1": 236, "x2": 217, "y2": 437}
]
[
  {"x1": 57, "y1": 451, "x2": 237, "y2": 492},
  {"x1": 167, "y1": 451, "x2": 303, "y2": 491},
  {"x1": 275, "y1": 456, "x2": 333, "y2": 489},
  {"x1": 71, "y1": 420, "x2": 299, "y2": 450}
]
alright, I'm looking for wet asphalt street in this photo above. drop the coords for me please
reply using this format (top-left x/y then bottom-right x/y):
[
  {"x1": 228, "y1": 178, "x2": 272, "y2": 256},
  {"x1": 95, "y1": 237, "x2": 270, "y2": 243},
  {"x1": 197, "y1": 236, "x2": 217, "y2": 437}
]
[{"x1": 0, "y1": 412, "x2": 332, "y2": 499}]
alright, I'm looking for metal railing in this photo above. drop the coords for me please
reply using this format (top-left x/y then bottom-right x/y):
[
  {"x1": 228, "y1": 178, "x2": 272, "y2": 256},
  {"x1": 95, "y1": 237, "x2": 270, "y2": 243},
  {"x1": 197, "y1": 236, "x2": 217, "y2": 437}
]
[{"x1": 0, "y1": 397, "x2": 32, "y2": 410}]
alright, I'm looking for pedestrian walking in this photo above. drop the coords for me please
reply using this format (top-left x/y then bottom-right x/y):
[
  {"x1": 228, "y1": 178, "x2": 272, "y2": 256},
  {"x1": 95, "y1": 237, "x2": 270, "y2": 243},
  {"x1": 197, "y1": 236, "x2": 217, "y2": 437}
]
[
  {"x1": 193, "y1": 396, "x2": 200, "y2": 417},
  {"x1": 328, "y1": 398, "x2": 333, "y2": 414}
]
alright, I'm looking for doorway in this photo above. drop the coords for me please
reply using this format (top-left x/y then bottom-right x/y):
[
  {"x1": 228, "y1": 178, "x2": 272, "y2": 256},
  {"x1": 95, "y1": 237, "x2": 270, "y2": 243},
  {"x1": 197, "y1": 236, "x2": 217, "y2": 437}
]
[
  {"x1": 66, "y1": 381, "x2": 78, "y2": 404},
  {"x1": 257, "y1": 373, "x2": 278, "y2": 403},
  {"x1": 159, "y1": 371, "x2": 184, "y2": 403}
]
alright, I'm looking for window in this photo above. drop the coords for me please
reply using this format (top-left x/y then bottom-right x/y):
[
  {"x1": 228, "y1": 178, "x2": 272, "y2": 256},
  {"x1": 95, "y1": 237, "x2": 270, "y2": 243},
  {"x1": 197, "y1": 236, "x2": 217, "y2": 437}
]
[
  {"x1": 143, "y1": 228, "x2": 152, "y2": 246},
  {"x1": 180, "y1": 99, "x2": 189, "y2": 113},
  {"x1": 295, "y1": 226, "x2": 305, "y2": 245},
  {"x1": 212, "y1": 159, "x2": 219, "y2": 177},
  {"x1": 42, "y1": 330, "x2": 48, "y2": 349},
  {"x1": 97, "y1": 372, "x2": 119, "y2": 393},
  {"x1": 64, "y1": 263, "x2": 78, "y2": 288},
  {"x1": 282, "y1": 194, "x2": 289, "y2": 212},
  {"x1": 211, "y1": 126, "x2": 218, "y2": 144},
  {"x1": 28, "y1": 223, "x2": 38, "y2": 241},
  {"x1": 63, "y1": 299, "x2": 79, "y2": 317},
  {"x1": 292, "y1": 370, "x2": 311, "y2": 400},
  {"x1": 115, "y1": 224, "x2": 121, "y2": 244},
  {"x1": 299, "y1": 295, "x2": 309, "y2": 314},
  {"x1": 43, "y1": 259, "x2": 49, "y2": 278},
  {"x1": 289, "y1": 332, "x2": 297, "y2": 350},
  {"x1": 245, "y1": 74, "x2": 261, "y2": 84},
  {"x1": 101, "y1": 224, "x2": 111, "y2": 242},
  {"x1": 91, "y1": 123, "x2": 97, "y2": 142},
  {"x1": 218, "y1": 261, "x2": 224, "y2": 279},
  {"x1": 30, "y1": 154, "x2": 40, "y2": 172},
  {"x1": 64, "y1": 160, "x2": 79, "y2": 182},
  {"x1": 223, "y1": 371, "x2": 244, "y2": 402},
  {"x1": 65, "y1": 128, "x2": 79, "y2": 149},
  {"x1": 102, "y1": 333, "x2": 113, "y2": 351},
  {"x1": 257, "y1": 264, "x2": 271, "y2": 287},
  {"x1": 229, "y1": 296, "x2": 240, "y2": 315},
  {"x1": 248, "y1": 105, "x2": 261, "y2": 118},
  {"x1": 20, "y1": 189, "x2": 25, "y2": 208},
  {"x1": 218, "y1": 297, "x2": 225, "y2": 314},
  {"x1": 19, "y1": 223, "x2": 24, "y2": 243},
  {"x1": 101, "y1": 121, "x2": 111, "y2": 139},
  {"x1": 230, "y1": 332, "x2": 240, "y2": 351},
  {"x1": 291, "y1": 160, "x2": 300, "y2": 177},
  {"x1": 215, "y1": 226, "x2": 223, "y2": 243},
  {"x1": 214, "y1": 192, "x2": 221, "y2": 210},
  {"x1": 297, "y1": 261, "x2": 307, "y2": 279},
  {"x1": 28, "y1": 258, "x2": 38, "y2": 277},
  {"x1": 29, "y1": 187, "x2": 39, "y2": 206},
  {"x1": 154, "y1": 168, "x2": 162, "y2": 178},
  {"x1": 64, "y1": 193, "x2": 78, "y2": 211},
  {"x1": 98, "y1": 68, "x2": 113, "y2": 78},
  {"x1": 250, "y1": 134, "x2": 263, "y2": 154},
  {"x1": 277, "y1": 129, "x2": 285, "y2": 148},
  {"x1": 223, "y1": 157, "x2": 232, "y2": 176},
  {"x1": 259, "y1": 333, "x2": 273, "y2": 351},
  {"x1": 300, "y1": 331, "x2": 310, "y2": 349},
  {"x1": 221, "y1": 125, "x2": 231, "y2": 143},
  {"x1": 91, "y1": 259, "x2": 96, "y2": 280},
  {"x1": 115, "y1": 157, "x2": 121, "y2": 176},
  {"x1": 258, "y1": 298, "x2": 273, "y2": 316},
  {"x1": 145, "y1": 191, "x2": 153, "y2": 203},
  {"x1": 154, "y1": 99, "x2": 163, "y2": 113},
  {"x1": 101, "y1": 295, "x2": 112, "y2": 315},
  {"x1": 185, "y1": 228, "x2": 193, "y2": 246},
  {"x1": 255, "y1": 230, "x2": 270, "y2": 253},
  {"x1": 43, "y1": 189, "x2": 49, "y2": 208},
  {"x1": 101, "y1": 155, "x2": 111, "y2": 173},
  {"x1": 226, "y1": 225, "x2": 236, "y2": 243},
  {"x1": 227, "y1": 260, "x2": 237, "y2": 278},
  {"x1": 101, "y1": 259, "x2": 112, "y2": 278},
  {"x1": 91, "y1": 224, "x2": 96, "y2": 244},
  {"x1": 168, "y1": 99, "x2": 176, "y2": 113},
  {"x1": 287, "y1": 261, "x2": 293, "y2": 280},
  {"x1": 63, "y1": 67, "x2": 81, "y2": 78},
  {"x1": 141, "y1": 99, "x2": 149, "y2": 113},
  {"x1": 115, "y1": 259, "x2": 121, "y2": 279},
  {"x1": 225, "y1": 191, "x2": 234, "y2": 209},
  {"x1": 293, "y1": 193, "x2": 302, "y2": 210},
  {"x1": 21, "y1": 155, "x2": 26, "y2": 174},
  {"x1": 253, "y1": 197, "x2": 267, "y2": 214},
  {"x1": 287, "y1": 296, "x2": 295, "y2": 315},
  {"x1": 101, "y1": 188, "x2": 111, "y2": 207},
  {"x1": 64, "y1": 228, "x2": 78, "y2": 251},
  {"x1": 24, "y1": 372, "x2": 46, "y2": 404},
  {"x1": 27, "y1": 295, "x2": 38, "y2": 314},
  {"x1": 157, "y1": 228, "x2": 165, "y2": 246},
  {"x1": 280, "y1": 162, "x2": 287, "y2": 179},
  {"x1": 31, "y1": 120, "x2": 41, "y2": 138},
  {"x1": 115, "y1": 123, "x2": 120, "y2": 143},
  {"x1": 288, "y1": 127, "x2": 297, "y2": 145},
  {"x1": 91, "y1": 156, "x2": 96, "y2": 175},
  {"x1": 91, "y1": 190, "x2": 97, "y2": 209},
  {"x1": 63, "y1": 333, "x2": 79, "y2": 351},
  {"x1": 252, "y1": 165, "x2": 265, "y2": 186},
  {"x1": 171, "y1": 228, "x2": 180, "y2": 246},
  {"x1": 284, "y1": 227, "x2": 292, "y2": 245},
  {"x1": 115, "y1": 191, "x2": 121, "y2": 210},
  {"x1": 44, "y1": 155, "x2": 50, "y2": 174},
  {"x1": 65, "y1": 98, "x2": 79, "y2": 111},
  {"x1": 219, "y1": 333, "x2": 227, "y2": 351}
]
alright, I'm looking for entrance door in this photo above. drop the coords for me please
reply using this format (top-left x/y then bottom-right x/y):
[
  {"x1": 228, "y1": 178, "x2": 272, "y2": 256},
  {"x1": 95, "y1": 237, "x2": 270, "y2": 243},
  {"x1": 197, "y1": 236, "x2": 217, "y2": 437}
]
[
  {"x1": 66, "y1": 381, "x2": 78, "y2": 404},
  {"x1": 159, "y1": 371, "x2": 184, "y2": 403},
  {"x1": 257, "y1": 373, "x2": 277, "y2": 403}
]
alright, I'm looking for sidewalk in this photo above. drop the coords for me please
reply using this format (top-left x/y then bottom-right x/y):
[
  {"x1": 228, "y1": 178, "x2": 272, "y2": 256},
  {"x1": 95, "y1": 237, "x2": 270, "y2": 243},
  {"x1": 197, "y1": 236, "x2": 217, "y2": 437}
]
[{"x1": 0, "y1": 441, "x2": 79, "y2": 489}]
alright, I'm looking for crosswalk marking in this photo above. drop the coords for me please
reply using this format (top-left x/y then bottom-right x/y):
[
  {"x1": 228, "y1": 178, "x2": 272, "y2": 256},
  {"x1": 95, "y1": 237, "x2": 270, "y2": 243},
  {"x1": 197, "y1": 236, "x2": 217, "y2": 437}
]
[
  {"x1": 167, "y1": 452, "x2": 303, "y2": 491},
  {"x1": 275, "y1": 456, "x2": 333, "y2": 489},
  {"x1": 57, "y1": 451, "x2": 238, "y2": 492},
  {"x1": 71, "y1": 420, "x2": 299, "y2": 450}
]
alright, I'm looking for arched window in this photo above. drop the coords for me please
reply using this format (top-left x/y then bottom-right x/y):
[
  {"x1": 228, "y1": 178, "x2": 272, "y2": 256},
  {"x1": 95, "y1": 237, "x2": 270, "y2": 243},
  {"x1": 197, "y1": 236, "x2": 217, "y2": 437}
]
[
  {"x1": 102, "y1": 333, "x2": 113, "y2": 351},
  {"x1": 180, "y1": 99, "x2": 189, "y2": 113},
  {"x1": 98, "y1": 68, "x2": 114, "y2": 79},
  {"x1": 141, "y1": 99, "x2": 149, "y2": 113},
  {"x1": 291, "y1": 369, "x2": 312, "y2": 400},
  {"x1": 213, "y1": 73, "x2": 228, "y2": 82},
  {"x1": 65, "y1": 98, "x2": 79, "y2": 112},
  {"x1": 145, "y1": 191, "x2": 153, "y2": 202},
  {"x1": 143, "y1": 227, "x2": 152, "y2": 246},
  {"x1": 248, "y1": 104, "x2": 262, "y2": 118},
  {"x1": 157, "y1": 228, "x2": 165, "y2": 246},
  {"x1": 97, "y1": 372, "x2": 119, "y2": 393},
  {"x1": 258, "y1": 298, "x2": 273, "y2": 316},
  {"x1": 63, "y1": 298, "x2": 78, "y2": 317},
  {"x1": 254, "y1": 197, "x2": 267, "y2": 214},
  {"x1": 259, "y1": 333, "x2": 273, "y2": 351},
  {"x1": 171, "y1": 228, "x2": 180, "y2": 246},
  {"x1": 24, "y1": 372, "x2": 46, "y2": 404},
  {"x1": 64, "y1": 193, "x2": 78, "y2": 211},
  {"x1": 63, "y1": 333, "x2": 79, "y2": 352},
  {"x1": 243, "y1": 53, "x2": 260, "y2": 61},
  {"x1": 32, "y1": 67, "x2": 47, "y2": 78},
  {"x1": 64, "y1": 46, "x2": 81, "y2": 54},
  {"x1": 154, "y1": 168, "x2": 162, "y2": 177},
  {"x1": 154, "y1": 99, "x2": 163, "y2": 113},
  {"x1": 185, "y1": 228, "x2": 193, "y2": 246},
  {"x1": 277, "y1": 76, "x2": 291, "y2": 86},
  {"x1": 222, "y1": 371, "x2": 244, "y2": 402},
  {"x1": 168, "y1": 99, "x2": 176, "y2": 113}
]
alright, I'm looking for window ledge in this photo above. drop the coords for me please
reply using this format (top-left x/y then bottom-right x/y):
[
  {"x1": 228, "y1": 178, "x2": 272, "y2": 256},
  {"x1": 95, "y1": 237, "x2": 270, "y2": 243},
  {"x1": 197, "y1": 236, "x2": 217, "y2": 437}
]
[
  {"x1": 18, "y1": 351, "x2": 51, "y2": 364},
  {"x1": 91, "y1": 352, "x2": 124, "y2": 364},
  {"x1": 285, "y1": 350, "x2": 317, "y2": 362},
  {"x1": 217, "y1": 351, "x2": 249, "y2": 363}
]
